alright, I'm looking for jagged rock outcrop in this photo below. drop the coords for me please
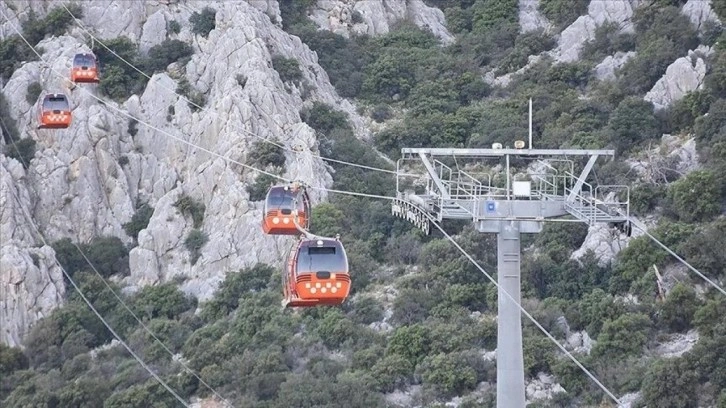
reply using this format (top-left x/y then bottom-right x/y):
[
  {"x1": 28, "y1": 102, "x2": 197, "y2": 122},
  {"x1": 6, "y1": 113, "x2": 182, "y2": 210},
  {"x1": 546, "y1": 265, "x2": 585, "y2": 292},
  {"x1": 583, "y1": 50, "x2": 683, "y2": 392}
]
[
  {"x1": 654, "y1": 329, "x2": 699, "y2": 358},
  {"x1": 627, "y1": 134, "x2": 700, "y2": 183},
  {"x1": 552, "y1": 0, "x2": 637, "y2": 63},
  {"x1": 570, "y1": 224, "x2": 631, "y2": 267},
  {"x1": 1, "y1": 157, "x2": 65, "y2": 347},
  {"x1": 519, "y1": 0, "x2": 553, "y2": 34},
  {"x1": 525, "y1": 373, "x2": 566, "y2": 403},
  {"x1": 682, "y1": 0, "x2": 721, "y2": 31},
  {"x1": 644, "y1": 45, "x2": 712, "y2": 111},
  {"x1": 308, "y1": 0, "x2": 455, "y2": 45},
  {"x1": 594, "y1": 51, "x2": 636, "y2": 81}
]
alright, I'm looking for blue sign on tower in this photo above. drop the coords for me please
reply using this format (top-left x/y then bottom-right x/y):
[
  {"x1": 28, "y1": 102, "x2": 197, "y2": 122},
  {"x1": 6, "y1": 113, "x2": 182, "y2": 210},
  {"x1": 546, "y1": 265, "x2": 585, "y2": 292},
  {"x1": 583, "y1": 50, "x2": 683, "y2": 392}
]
[{"x1": 486, "y1": 201, "x2": 496, "y2": 214}]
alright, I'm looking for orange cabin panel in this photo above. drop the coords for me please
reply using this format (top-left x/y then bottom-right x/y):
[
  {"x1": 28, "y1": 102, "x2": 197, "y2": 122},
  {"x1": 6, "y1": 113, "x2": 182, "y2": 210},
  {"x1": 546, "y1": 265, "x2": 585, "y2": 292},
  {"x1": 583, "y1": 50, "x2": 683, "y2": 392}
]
[
  {"x1": 282, "y1": 238, "x2": 351, "y2": 308},
  {"x1": 71, "y1": 54, "x2": 100, "y2": 83},
  {"x1": 262, "y1": 185, "x2": 310, "y2": 235},
  {"x1": 38, "y1": 94, "x2": 72, "y2": 129}
]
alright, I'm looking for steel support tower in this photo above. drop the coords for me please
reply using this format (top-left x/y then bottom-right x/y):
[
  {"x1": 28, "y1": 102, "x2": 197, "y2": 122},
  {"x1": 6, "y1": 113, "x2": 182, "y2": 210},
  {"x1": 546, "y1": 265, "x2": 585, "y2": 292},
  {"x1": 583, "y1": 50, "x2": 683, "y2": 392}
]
[{"x1": 392, "y1": 147, "x2": 631, "y2": 407}]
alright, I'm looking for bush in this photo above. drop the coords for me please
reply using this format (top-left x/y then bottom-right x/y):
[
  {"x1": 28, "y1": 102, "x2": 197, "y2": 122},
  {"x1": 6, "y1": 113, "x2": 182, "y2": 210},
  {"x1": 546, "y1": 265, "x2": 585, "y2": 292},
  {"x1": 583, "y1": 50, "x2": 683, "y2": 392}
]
[
  {"x1": 25, "y1": 82, "x2": 42, "y2": 104},
  {"x1": 607, "y1": 97, "x2": 659, "y2": 153},
  {"x1": 176, "y1": 78, "x2": 206, "y2": 111},
  {"x1": 174, "y1": 194, "x2": 205, "y2": 228},
  {"x1": 0, "y1": 344, "x2": 28, "y2": 375},
  {"x1": 189, "y1": 7, "x2": 216, "y2": 38},
  {"x1": 0, "y1": 36, "x2": 39, "y2": 82},
  {"x1": 123, "y1": 203, "x2": 154, "y2": 241},
  {"x1": 247, "y1": 173, "x2": 277, "y2": 201},
  {"x1": 21, "y1": 4, "x2": 83, "y2": 46},
  {"x1": 132, "y1": 283, "x2": 196, "y2": 320},
  {"x1": 592, "y1": 313, "x2": 651, "y2": 360},
  {"x1": 660, "y1": 283, "x2": 700, "y2": 332},
  {"x1": 370, "y1": 104, "x2": 392, "y2": 123},
  {"x1": 248, "y1": 140, "x2": 286, "y2": 169},
  {"x1": 184, "y1": 229, "x2": 208, "y2": 265},
  {"x1": 640, "y1": 358, "x2": 698, "y2": 408},
  {"x1": 93, "y1": 37, "x2": 148, "y2": 101},
  {"x1": 667, "y1": 170, "x2": 722, "y2": 222},
  {"x1": 144, "y1": 39, "x2": 193, "y2": 72},
  {"x1": 539, "y1": 0, "x2": 588, "y2": 29},
  {"x1": 3, "y1": 138, "x2": 36, "y2": 169},
  {"x1": 167, "y1": 20, "x2": 181, "y2": 35},
  {"x1": 84, "y1": 236, "x2": 130, "y2": 277},
  {"x1": 128, "y1": 118, "x2": 139, "y2": 137},
  {"x1": 0, "y1": 92, "x2": 20, "y2": 143},
  {"x1": 271, "y1": 55, "x2": 303, "y2": 83}
]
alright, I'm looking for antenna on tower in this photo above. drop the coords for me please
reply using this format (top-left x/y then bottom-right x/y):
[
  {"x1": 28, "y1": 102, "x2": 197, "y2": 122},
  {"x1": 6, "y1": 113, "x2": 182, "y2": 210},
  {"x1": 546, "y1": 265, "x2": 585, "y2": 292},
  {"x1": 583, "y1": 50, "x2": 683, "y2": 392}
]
[{"x1": 528, "y1": 98, "x2": 533, "y2": 150}]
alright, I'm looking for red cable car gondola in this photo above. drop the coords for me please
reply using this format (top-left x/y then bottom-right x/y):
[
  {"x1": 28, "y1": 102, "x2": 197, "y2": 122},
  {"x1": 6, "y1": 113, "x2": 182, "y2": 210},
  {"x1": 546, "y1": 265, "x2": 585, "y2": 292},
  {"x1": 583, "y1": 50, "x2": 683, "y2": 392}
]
[
  {"x1": 37, "y1": 93, "x2": 72, "y2": 129},
  {"x1": 282, "y1": 237, "x2": 351, "y2": 308},
  {"x1": 70, "y1": 53, "x2": 100, "y2": 83},
  {"x1": 262, "y1": 182, "x2": 311, "y2": 235}
]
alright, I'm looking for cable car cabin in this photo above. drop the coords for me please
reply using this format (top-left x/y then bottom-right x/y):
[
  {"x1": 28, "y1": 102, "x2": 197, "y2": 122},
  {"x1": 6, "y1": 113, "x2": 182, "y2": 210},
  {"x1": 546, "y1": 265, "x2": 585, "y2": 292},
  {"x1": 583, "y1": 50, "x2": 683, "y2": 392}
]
[
  {"x1": 37, "y1": 94, "x2": 72, "y2": 129},
  {"x1": 71, "y1": 53, "x2": 99, "y2": 83},
  {"x1": 262, "y1": 184, "x2": 311, "y2": 235},
  {"x1": 283, "y1": 238, "x2": 351, "y2": 308}
]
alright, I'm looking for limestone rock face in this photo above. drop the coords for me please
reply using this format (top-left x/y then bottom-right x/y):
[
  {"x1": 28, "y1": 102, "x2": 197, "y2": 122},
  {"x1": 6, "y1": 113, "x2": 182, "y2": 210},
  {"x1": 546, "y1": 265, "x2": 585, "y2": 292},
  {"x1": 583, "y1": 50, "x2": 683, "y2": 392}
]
[
  {"x1": 553, "y1": 0, "x2": 637, "y2": 63},
  {"x1": 627, "y1": 134, "x2": 700, "y2": 184},
  {"x1": 681, "y1": 0, "x2": 721, "y2": 31},
  {"x1": 1, "y1": 157, "x2": 65, "y2": 347},
  {"x1": 570, "y1": 224, "x2": 631, "y2": 267},
  {"x1": 644, "y1": 46, "x2": 712, "y2": 111},
  {"x1": 519, "y1": 0, "x2": 553, "y2": 34},
  {"x1": 594, "y1": 51, "x2": 636, "y2": 81},
  {"x1": 2, "y1": 0, "x2": 371, "y2": 345},
  {"x1": 525, "y1": 373, "x2": 566, "y2": 404},
  {"x1": 309, "y1": 0, "x2": 455, "y2": 45}
]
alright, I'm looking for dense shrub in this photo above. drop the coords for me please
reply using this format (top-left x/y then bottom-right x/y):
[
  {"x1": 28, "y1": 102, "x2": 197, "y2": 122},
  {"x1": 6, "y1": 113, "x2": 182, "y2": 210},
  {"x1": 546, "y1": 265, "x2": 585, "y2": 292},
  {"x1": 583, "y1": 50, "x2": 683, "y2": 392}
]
[
  {"x1": 667, "y1": 170, "x2": 722, "y2": 222},
  {"x1": 167, "y1": 20, "x2": 181, "y2": 35},
  {"x1": 92, "y1": 37, "x2": 148, "y2": 101},
  {"x1": 247, "y1": 173, "x2": 277, "y2": 201},
  {"x1": 52, "y1": 236, "x2": 129, "y2": 278},
  {"x1": 184, "y1": 229, "x2": 208, "y2": 265},
  {"x1": 21, "y1": 4, "x2": 83, "y2": 46},
  {"x1": 248, "y1": 140, "x2": 286, "y2": 169},
  {"x1": 539, "y1": 0, "x2": 589, "y2": 29},
  {"x1": 0, "y1": 92, "x2": 20, "y2": 143},
  {"x1": 189, "y1": 7, "x2": 216, "y2": 37},
  {"x1": 144, "y1": 39, "x2": 193, "y2": 72},
  {"x1": 3, "y1": 138, "x2": 36, "y2": 169},
  {"x1": 176, "y1": 78, "x2": 207, "y2": 111},
  {"x1": 271, "y1": 55, "x2": 303, "y2": 83},
  {"x1": 123, "y1": 203, "x2": 154, "y2": 241},
  {"x1": 174, "y1": 194, "x2": 205, "y2": 228},
  {"x1": 25, "y1": 81, "x2": 42, "y2": 104}
]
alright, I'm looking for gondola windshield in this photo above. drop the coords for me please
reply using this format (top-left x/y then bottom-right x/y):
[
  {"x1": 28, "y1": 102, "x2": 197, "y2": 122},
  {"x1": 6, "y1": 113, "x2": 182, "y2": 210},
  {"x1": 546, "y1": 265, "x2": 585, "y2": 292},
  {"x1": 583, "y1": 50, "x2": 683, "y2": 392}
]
[
  {"x1": 73, "y1": 54, "x2": 95, "y2": 67},
  {"x1": 297, "y1": 245, "x2": 346, "y2": 274},
  {"x1": 44, "y1": 96, "x2": 69, "y2": 111}
]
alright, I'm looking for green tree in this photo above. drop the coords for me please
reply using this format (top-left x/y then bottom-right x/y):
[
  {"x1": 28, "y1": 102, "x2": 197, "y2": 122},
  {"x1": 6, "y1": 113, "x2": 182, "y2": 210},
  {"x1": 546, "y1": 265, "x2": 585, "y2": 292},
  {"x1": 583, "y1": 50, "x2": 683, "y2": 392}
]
[
  {"x1": 132, "y1": 283, "x2": 196, "y2": 320},
  {"x1": 386, "y1": 324, "x2": 431, "y2": 366},
  {"x1": 667, "y1": 170, "x2": 722, "y2": 222},
  {"x1": 660, "y1": 283, "x2": 700, "y2": 332},
  {"x1": 272, "y1": 55, "x2": 303, "y2": 83},
  {"x1": 189, "y1": 7, "x2": 216, "y2": 37},
  {"x1": 607, "y1": 97, "x2": 659, "y2": 153},
  {"x1": 123, "y1": 203, "x2": 154, "y2": 241},
  {"x1": 418, "y1": 352, "x2": 479, "y2": 397},
  {"x1": 0, "y1": 344, "x2": 28, "y2": 375},
  {"x1": 641, "y1": 358, "x2": 698, "y2": 408},
  {"x1": 592, "y1": 313, "x2": 651, "y2": 360},
  {"x1": 144, "y1": 39, "x2": 193, "y2": 72},
  {"x1": 3, "y1": 138, "x2": 36, "y2": 169}
]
